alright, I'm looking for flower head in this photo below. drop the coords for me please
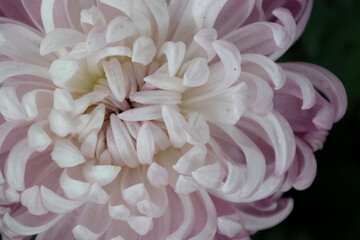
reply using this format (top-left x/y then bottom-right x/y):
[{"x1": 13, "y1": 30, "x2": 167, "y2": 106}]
[{"x1": 0, "y1": 0, "x2": 346, "y2": 239}]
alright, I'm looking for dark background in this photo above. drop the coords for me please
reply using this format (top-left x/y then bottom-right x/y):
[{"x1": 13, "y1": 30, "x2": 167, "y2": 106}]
[{"x1": 255, "y1": 0, "x2": 360, "y2": 239}]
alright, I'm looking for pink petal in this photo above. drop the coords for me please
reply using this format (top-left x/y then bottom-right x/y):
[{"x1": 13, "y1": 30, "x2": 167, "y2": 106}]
[
  {"x1": 214, "y1": 0, "x2": 256, "y2": 37},
  {"x1": 5, "y1": 138, "x2": 36, "y2": 191},
  {"x1": 0, "y1": 23, "x2": 52, "y2": 66},
  {"x1": 281, "y1": 62, "x2": 347, "y2": 122}
]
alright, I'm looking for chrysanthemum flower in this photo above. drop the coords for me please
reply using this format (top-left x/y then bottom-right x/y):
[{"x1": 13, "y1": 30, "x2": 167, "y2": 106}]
[{"x1": 0, "y1": 0, "x2": 346, "y2": 239}]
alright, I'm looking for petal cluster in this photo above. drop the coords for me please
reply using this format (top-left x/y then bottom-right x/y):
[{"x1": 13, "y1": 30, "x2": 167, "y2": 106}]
[{"x1": 0, "y1": 1, "x2": 346, "y2": 240}]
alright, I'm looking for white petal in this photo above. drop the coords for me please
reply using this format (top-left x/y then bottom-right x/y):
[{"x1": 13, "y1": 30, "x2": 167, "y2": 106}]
[
  {"x1": 242, "y1": 54, "x2": 286, "y2": 90},
  {"x1": 106, "y1": 16, "x2": 137, "y2": 43},
  {"x1": 132, "y1": 36, "x2": 157, "y2": 65},
  {"x1": 78, "y1": 104, "x2": 105, "y2": 142},
  {"x1": 162, "y1": 105, "x2": 187, "y2": 148},
  {"x1": 194, "y1": 28, "x2": 217, "y2": 61},
  {"x1": 221, "y1": 162, "x2": 246, "y2": 194},
  {"x1": 111, "y1": 236, "x2": 125, "y2": 240},
  {"x1": 117, "y1": 105, "x2": 163, "y2": 121},
  {"x1": 88, "y1": 183, "x2": 110, "y2": 204},
  {"x1": 182, "y1": 58, "x2": 210, "y2": 87},
  {"x1": 103, "y1": 58, "x2": 126, "y2": 102},
  {"x1": 175, "y1": 175, "x2": 198, "y2": 195},
  {"x1": 144, "y1": 73, "x2": 185, "y2": 92},
  {"x1": 213, "y1": 40, "x2": 241, "y2": 88},
  {"x1": 144, "y1": 0, "x2": 169, "y2": 45},
  {"x1": 2, "y1": 212, "x2": 63, "y2": 236},
  {"x1": 158, "y1": 41, "x2": 186, "y2": 76},
  {"x1": 124, "y1": 121, "x2": 141, "y2": 139},
  {"x1": 0, "y1": 61, "x2": 50, "y2": 83},
  {"x1": 100, "y1": 0, "x2": 133, "y2": 17},
  {"x1": 173, "y1": 145, "x2": 206, "y2": 175},
  {"x1": 22, "y1": 89, "x2": 53, "y2": 121},
  {"x1": 186, "y1": 112, "x2": 210, "y2": 145},
  {"x1": 60, "y1": 169, "x2": 91, "y2": 200},
  {"x1": 148, "y1": 122, "x2": 171, "y2": 151},
  {"x1": 137, "y1": 199, "x2": 166, "y2": 218},
  {"x1": 40, "y1": 28, "x2": 85, "y2": 55},
  {"x1": 285, "y1": 70, "x2": 316, "y2": 110},
  {"x1": 4, "y1": 186, "x2": 20, "y2": 203},
  {"x1": 53, "y1": 88, "x2": 75, "y2": 112},
  {"x1": 109, "y1": 115, "x2": 139, "y2": 168},
  {"x1": 83, "y1": 163, "x2": 121, "y2": 186},
  {"x1": 108, "y1": 204, "x2": 130, "y2": 220},
  {"x1": 122, "y1": 183, "x2": 149, "y2": 206},
  {"x1": 21, "y1": 185, "x2": 48, "y2": 216},
  {"x1": 40, "y1": 186, "x2": 84, "y2": 214},
  {"x1": 192, "y1": 162, "x2": 223, "y2": 189},
  {"x1": 73, "y1": 225, "x2": 101, "y2": 240},
  {"x1": 0, "y1": 87, "x2": 25, "y2": 122},
  {"x1": 136, "y1": 123, "x2": 155, "y2": 165},
  {"x1": 192, "y1": 0, "x2": 226, "y2": 29},
  {"x1": 49, "y1": 58, "x2": 79, "y2": 88},
  {"x1": 86, "y1": 26, "x2": 107, "y2": 52},
  {"x1": 166, "y1": 195, "x2": 194, "y2": 240},
  {"x1": 80, "y1": 6, "x2": 106, "y2": 26},
  {"x1": 244, "y1": 111, "x2": 296, "y2": 177},
  {"x1": 80, "y1": 130, "x2": 98, "y2": 158},
  {"x1": 28, "y1": 122, "x2": 52, "y2": 152},
  {"x1": 217, "y1": 215, "x2": 243, "y2": 238},
  {"x1": 147, "y1": 162, "x2": 168, "y2": 188},
  {"x1": 130, "y1": 90, "x2": 182, "y2": 105},
  {"x1": 41, "y1": 0, "x2": 56, "y2": 33},
  {"x1": 220, "y1": 125, "x2": 266, "y2": 197},
  {"x1": 51, "y1": 139, "x2": 85, "y2": 168},
  {"x1": 127, "y1": 216, "x2": 153, "y2": 236}
]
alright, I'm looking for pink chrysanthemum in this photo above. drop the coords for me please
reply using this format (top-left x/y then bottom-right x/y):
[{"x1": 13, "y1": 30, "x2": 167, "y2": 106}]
[{"x1": 0, "y1": 0, "x2": 346, "y2": 239}]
